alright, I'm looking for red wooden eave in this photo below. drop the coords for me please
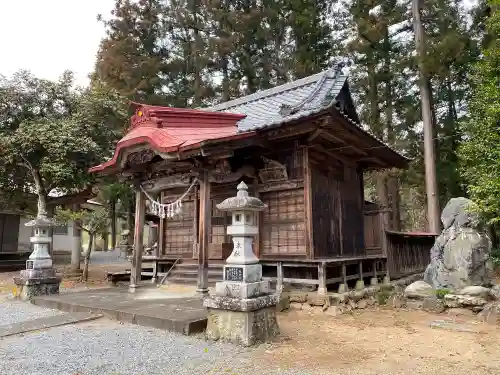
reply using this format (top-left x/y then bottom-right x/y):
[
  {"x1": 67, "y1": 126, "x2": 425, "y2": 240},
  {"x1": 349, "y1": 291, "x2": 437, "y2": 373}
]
[{"x1": 89, "y1": 104, "x2": 252, "y2": 173}]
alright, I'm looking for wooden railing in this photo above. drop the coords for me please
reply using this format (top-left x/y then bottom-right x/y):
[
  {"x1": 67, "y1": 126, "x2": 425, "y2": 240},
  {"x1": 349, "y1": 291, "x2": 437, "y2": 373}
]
[
  {"x1": 364, "y1": 203, "x2": 437, "y2": 279},
  {"x1": 385, "y1": 230, "x2": 437, "y2": 279}
]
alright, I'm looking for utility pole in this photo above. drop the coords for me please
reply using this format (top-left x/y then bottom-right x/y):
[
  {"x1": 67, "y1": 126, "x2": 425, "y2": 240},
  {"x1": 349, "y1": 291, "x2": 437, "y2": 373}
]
[{"x1": 412, "y1": 0, "x2": 441, "y2": 233}]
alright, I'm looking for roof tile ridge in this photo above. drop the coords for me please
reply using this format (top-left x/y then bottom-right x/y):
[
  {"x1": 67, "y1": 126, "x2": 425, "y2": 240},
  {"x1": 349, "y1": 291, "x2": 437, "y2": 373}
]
[
  {"x1": 279, "y1": 67, "x2": 339, "y2": 116},
  {"x1": 205, "y1": 70, "x2": 327, "y2": 112}
]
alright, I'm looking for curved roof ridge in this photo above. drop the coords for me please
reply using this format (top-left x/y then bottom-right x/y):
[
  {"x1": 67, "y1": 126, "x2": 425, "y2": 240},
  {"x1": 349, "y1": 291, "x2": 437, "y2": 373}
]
[
  {"x1": 279, "y1": 67, "x2": 337, "y2": 116},
  {"x1": 206, "y1": 70, "x2": 328, "y2": 112}
]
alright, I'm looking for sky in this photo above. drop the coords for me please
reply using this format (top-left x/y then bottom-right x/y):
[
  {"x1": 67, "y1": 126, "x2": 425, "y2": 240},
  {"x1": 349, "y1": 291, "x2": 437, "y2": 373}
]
[
  {"x1": 0, "y1": 0, "x2": 115, "y2": 87},
  {"x1": 0, "y1": 0, "x2": 479, "y2": 89}
]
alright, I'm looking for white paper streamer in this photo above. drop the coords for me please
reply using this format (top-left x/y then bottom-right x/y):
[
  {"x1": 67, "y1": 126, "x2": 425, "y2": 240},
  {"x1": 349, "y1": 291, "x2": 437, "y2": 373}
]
[{"x1": 140, "y1": 178, "x2": 198, "y2": 219}]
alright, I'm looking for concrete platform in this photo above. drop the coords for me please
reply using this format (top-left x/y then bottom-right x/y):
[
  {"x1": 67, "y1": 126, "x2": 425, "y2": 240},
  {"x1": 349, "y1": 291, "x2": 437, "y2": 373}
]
[
  {"x1": 31, "y1": 286, "x2": 208, "y2": 335},
  {"x1": 0, "y1": 312, "x2": 103, "y2": 338}
]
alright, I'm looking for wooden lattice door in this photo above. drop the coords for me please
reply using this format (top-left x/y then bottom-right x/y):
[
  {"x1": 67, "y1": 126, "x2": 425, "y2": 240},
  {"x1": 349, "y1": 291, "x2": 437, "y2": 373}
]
[
  {"x1": 260, "y1": 189, "x2": 306, "y2": 256},
  {"x1": 163, "y1": 196, "x2": 195, "y2": 257}
]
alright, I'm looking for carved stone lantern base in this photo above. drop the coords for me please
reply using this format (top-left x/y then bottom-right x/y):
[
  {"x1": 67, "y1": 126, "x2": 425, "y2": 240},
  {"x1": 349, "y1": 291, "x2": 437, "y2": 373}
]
[
  {"x1": 14, "y1": 268, "x2": 61, "y2": 302},
  {"x1": 203, "y1": 294, "x2": 280, "y2": 346},
  {"x1": 13, "y1": 215, "x2": 61, "y2": 301}
]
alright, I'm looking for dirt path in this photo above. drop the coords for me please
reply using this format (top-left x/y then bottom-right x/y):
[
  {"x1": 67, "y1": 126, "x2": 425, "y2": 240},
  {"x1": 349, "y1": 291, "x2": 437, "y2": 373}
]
[{"x1": 256, "y1": 308, "x2": 500, "y2": 375}]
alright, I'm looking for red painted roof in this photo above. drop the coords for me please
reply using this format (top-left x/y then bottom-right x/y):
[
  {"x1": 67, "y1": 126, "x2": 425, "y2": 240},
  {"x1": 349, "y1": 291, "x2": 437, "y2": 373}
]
[{"x1": 89, "y1": 104, "x2": 250, "y2": 173}]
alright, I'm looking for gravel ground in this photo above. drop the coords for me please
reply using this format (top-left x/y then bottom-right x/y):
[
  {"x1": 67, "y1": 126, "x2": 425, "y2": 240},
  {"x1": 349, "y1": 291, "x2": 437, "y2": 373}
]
[
  {"x1": 0, "y1": 301, "x2": 320, "y2": 375},
  {"x1": 0, "y1": 298, "x2": 64, "y2": 326}
]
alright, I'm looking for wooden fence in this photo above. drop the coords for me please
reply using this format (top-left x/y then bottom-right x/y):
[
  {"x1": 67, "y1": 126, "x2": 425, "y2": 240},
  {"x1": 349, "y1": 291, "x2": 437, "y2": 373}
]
[
  {"x1": 364, "y1": 202, "x2": 438, "y2": 279},
  {"x1": 385, "y1": 230, "x2": 436, "y2": 279}
]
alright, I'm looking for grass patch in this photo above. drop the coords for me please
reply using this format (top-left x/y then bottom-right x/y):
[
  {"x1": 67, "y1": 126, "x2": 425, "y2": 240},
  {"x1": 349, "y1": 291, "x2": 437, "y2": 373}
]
[
  {"x1": 376, "y1": 289, "x2": 392, "y2": 305},
  {"x1": 435, "y1": 288, "x2": 451, "y2": 299}
]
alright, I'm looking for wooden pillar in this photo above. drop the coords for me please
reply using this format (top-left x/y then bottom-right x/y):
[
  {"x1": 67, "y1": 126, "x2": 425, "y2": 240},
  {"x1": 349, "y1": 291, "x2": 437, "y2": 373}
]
[
  {"x1": 276, "y1": 261, "x2": 284, "y2": 294},
  {"x1": 193, "y1": 185, "x2": 199, "y2": 259},
  {"x1": 356, "y1": 260, "x2": 365, "y2": 290},
  {"x1": 130, "y1": 187, "x2": 145, "y2": 292},
  {"x1": 339, "y1": 263, "x2": 348, "y2": 293},
  {"x1": 197, "y1": 171, "x2": 211, "y2": 295},
  {"x1": 317, "y1": 262, "x2": 327, "y2": 296},
  {"x1": 371, "y1": 260, "x2": 379, "y2": 286},
  {"x1": 379, "y1": 209, "x2": 390, "y2": 257},
  {"x1": 158, "y1": 191, "x2": 165, "y2": 257},
  {"x1": 303, "y1": 147, "x2": 314, "y2": 259}
]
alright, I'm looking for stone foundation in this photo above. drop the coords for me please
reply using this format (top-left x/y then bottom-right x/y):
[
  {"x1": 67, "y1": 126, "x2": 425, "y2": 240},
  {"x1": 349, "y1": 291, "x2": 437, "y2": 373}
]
[
  {"x1": 204, "y1": 294, "x2": 280, "y2": 346},
  {"x1": 206, "y1": 306, "x2": 279, "y2": 346},
  {"x1": 13, "y1": 276, "x2": 62, "y2": 301}
]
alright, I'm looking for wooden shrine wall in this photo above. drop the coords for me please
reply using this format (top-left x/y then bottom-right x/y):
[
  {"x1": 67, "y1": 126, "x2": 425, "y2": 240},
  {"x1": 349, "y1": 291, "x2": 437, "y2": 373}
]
[
  {"x1": 310, "y1": 161, "x2": 365, "y2": 258},
  {"x1": 162, "y1": 188, "x2": 196, "y2": 257},
  {"x1": 260, "y1": 148, "x2": 307, "y2": 257}
]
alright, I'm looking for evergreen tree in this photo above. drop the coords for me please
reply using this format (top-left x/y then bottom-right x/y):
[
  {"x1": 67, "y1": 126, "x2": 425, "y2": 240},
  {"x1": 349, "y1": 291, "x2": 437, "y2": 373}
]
[
  {"x1": 459, "y1": 0, "x2": 500, "y2": 225},
  {"x1": 95, "y1": 0, "x2": 170, "y2": 105}
]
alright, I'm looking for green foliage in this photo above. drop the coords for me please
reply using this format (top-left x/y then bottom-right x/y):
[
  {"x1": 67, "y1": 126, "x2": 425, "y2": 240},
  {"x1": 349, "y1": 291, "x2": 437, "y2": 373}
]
[
  {"x1": 376, "y1": 289, "x2": 391, "y2": 305},
  {"x1": 459, "y1": 0, "x2": 500, "y2": 225},
  {"x1": 55, "y1": 208, "x2": 109, "y2": 235},
  {"x1": 490, "y1": 247, "x2": 500, "y2": 268},
  {"x1": 0, "y1": 71, "x2": 127, "y2": 211},
  {"x1": 96, "y1": 0, "x2": 334, "y2": 106},
  {"x1": 435, "y1": 289, "x2": 451, "y2": 299}
]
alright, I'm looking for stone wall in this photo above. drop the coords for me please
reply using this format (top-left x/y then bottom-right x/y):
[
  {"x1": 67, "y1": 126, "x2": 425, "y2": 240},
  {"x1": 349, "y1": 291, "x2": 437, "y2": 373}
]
[{"x1": 277, "y1": 274, "x2": 422, "y2": 316}]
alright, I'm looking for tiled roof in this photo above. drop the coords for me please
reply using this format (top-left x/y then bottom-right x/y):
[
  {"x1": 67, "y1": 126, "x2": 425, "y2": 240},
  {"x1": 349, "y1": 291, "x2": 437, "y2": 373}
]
[
  {"x1": 205, "y1": 68, "x2": 347, "y2": 132},
  {"x1": 205, "y1": 69, "x2": 408, "y2": 161}
]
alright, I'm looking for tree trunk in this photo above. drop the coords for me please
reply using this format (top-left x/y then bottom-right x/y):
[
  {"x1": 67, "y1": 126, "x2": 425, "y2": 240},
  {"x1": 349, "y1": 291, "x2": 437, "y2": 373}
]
[
  {"x1": 31, "y1": 168, "x2": 47, "y2": 217},
  {"x1": 387, "y1": 174, "x2": 401, "y2": 231},
  {"x1": 127, "y1": 200, "x2": 134, "y2": 240},
  {"x1": 102, "y1": 232, "x2": 109, "y2": 252},
  {"x1": 71, "y1": 204, "x2": 82, "y2": 272},
  {"x1": 412, "y1": 0, "x2": 441, "y2": 233},
  {"x1": 82, "y1": 234, "x2": 93, "y2": 282},
  {"x1": 110, "y1": 199, "x2": 117, "y2": 250},
  {"x1": 489, "y1": 224, "x2": 499, "y2": 250}
]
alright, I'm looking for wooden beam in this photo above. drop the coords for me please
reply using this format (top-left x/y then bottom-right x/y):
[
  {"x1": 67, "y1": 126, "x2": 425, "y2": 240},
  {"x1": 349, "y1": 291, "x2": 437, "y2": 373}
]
[
  {"x1": 310, "y1": 143, "x2": 351, "y2": 167},
  {"x1": 130, "y1": 187, "x2": 145, "y2": 291},
  {"x1": 320, "y1": 130, "x2": 368, "y2": 157},
  {"x1": 196, "y1": 170, "x2": 211, "y2": 294},
  {"x1": 306, "y1": 129, "x2": 323, "y2": 144},
  {"x1": 265, "y1": 123, "x2": 317, "y2": 140}
]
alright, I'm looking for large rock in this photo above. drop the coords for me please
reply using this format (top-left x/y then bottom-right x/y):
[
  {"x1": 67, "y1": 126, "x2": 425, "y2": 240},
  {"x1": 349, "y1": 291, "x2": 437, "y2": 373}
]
[
  {"x1": 443, "y1": 294, "x2": 489, "y2": 308},
  {"x1": 423, "y1": 197, "x2": 493, "y2": 290},
  {"x1": 404, "y1": 280, "x2": 435, "y2": 299}
]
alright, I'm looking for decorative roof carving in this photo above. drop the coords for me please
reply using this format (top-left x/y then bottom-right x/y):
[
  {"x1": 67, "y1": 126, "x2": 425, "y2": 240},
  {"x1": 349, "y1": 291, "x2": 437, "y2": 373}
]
[{"x1": 258, "y1": 157, "x2": 288, "y2": 183}]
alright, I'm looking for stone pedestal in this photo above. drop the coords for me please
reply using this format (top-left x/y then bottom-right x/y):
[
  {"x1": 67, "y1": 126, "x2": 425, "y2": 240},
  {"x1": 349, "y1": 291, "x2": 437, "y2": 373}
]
[
  {"x1": 204, "y1": 295, "x2": 280, "y2": 346},
  {"x1": 13, "y1": 215, "x2": 61, "y2": 301},
  {"x1": 203, "y1": 182, "x2": 279, "y2": 346},
  {"x1": 14, "y1": 269, "x2": 61, "y2": 301}
]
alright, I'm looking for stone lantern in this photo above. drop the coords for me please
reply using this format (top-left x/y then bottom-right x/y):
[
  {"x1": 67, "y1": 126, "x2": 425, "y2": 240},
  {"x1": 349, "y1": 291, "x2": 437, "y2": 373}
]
[
  {"x1": 203, "y1": 181, "x2": 279, "y2": 346},
  {"x1": 14, "y1": 215, "x2": 61, "y2": 301}
]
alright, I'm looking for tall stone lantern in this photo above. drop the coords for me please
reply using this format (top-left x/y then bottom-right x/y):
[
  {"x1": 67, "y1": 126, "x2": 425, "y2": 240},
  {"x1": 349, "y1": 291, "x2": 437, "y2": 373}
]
[
  {"x1": 203, "y1": 181, "x2": 279, "y2": 346},
  {"x1": 14, "y1": 215, "x2": 62, "y2": 301}
]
